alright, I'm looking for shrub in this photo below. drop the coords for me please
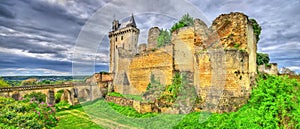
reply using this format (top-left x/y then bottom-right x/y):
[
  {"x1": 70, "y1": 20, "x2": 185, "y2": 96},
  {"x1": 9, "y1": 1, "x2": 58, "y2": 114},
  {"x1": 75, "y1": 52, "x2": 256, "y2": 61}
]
[
  {"x1": 0, "y1": 96, "x2": 58, "y2": 128},
  {"x1": 174, "y1": 74, "x2": 300, "y2": 128},
  {"x1": 55, "y1": 100, "x2": 71, "y2": 111},
  {"x1": 24, "y1": 92, "x2": 46, "y2": 103}
]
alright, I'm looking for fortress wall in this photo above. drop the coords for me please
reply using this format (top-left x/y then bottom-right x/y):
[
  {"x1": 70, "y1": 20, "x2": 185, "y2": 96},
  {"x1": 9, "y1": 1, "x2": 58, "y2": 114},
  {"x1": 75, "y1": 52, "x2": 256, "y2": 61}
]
[
  {"x1": 147, "y1": 27, "x2": 160, "y2": 50},
  {"x1": 172, "y1": 27, "x2": 195, "y2": 72},
  {"x1": 211, "y1": 12, "x2": 257, "y2": 88},
  {"x1": 128, "y1": 49, "x2": 173, "y2": 94},
  {"x1": 212, "y1": 12, "x2": 249, "y2": 50},
  {"x1": 113, "y1": 48, "x2": 132, "y2": 94},
  {"x1": 246, "y1": 23, "x2": 257, "y2": 77},
  {"x1": 194, "y1": 19, "x2": 209, "y2": 48},
  {"x1": 195, "y1": 52, "x2": 212, "y2": 100},
  {"x1": 223, "y1": 50, "x2": 250, "y2": 96},
  {"x1": 113, "y1": 57, "x2": 131, "y2": 94},
  {"x1": 258, "y1": 63, "x2": 279, "y2": 75},
  {"x1": 196, "y1": 50, "x2": 251, "y2": 112},
  {"x1": 138, "y1": 44, "x2": 147, "y2": 54}
]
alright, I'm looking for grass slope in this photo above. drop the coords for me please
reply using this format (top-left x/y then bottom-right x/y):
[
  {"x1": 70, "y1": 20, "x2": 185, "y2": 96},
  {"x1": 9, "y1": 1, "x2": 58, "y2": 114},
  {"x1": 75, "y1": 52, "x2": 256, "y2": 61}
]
[
  {"x1": 55, "y1": 74, "x2": 300, "y2": 129},
  {"x1": 55, "y1": 106, "x2": 102, "y2": 129}
]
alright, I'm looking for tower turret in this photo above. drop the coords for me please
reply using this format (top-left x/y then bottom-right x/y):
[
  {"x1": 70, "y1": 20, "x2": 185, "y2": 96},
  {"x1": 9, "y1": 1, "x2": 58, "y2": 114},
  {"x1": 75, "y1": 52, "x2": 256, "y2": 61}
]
[
  {"x1": 112, "y1": 19, "x2": 120, "y2": 31},
  {"x1": 108, "y1": 14, "x2": 140, "y2": 73}
]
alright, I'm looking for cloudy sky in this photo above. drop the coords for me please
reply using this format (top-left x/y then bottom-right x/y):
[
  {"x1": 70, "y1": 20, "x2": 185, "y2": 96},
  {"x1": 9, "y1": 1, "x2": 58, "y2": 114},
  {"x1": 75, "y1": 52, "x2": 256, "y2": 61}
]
[{"x1": 0, "y1": 0, "x2": 299, "y2": 76}]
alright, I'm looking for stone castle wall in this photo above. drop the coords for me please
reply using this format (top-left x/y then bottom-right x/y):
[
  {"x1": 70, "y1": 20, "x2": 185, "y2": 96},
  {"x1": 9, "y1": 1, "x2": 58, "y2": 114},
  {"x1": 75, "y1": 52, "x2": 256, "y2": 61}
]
[
  {"x1": 258, "y1": 63, "x2": 279, "y2": 75},
  {"x1": 109, "y1": 12, "x2": 257, "y2": 113},
  {"x1": 128, "y1": 45, "x2": 174, "y2": 94},
  {"x1": 172, "y1": 27, "x2": 195, "y2": 72}
]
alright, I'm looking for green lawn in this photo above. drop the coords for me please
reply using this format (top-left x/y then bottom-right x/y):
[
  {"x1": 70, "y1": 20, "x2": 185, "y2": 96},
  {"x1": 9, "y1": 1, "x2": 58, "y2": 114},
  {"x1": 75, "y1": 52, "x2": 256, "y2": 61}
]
[
  {"x1": 55, "y1": 106, "x2": 102, "y2": 129},
  {"x1": 54, "y1": 75, "x2": 300, "y2": 129},
  {"x1": 55, "y1": 99, "x2": 185, "y2": 129}
]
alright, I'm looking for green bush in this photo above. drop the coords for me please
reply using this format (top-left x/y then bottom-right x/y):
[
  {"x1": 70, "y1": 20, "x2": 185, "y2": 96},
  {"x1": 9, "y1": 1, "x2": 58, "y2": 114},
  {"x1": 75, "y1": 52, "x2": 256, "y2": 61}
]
[
  {"x1": 167, "y1": 72, "x2": 183, "y2": 97},
  {"x1": 158, "y1": 72, "x2": 184, "y2": 103},
  {"x1": 174, "y1": 74, "x2": 300, "y2": 128},
  {"x1": 55, "y1": 100, "x2": 71, "y2": 111},
  {"x1": 0, "y1": 96, "x2": 58, "y2": 128},
  {"x1": 24, "y1": 92, "x2": 46, "y2": 103}
]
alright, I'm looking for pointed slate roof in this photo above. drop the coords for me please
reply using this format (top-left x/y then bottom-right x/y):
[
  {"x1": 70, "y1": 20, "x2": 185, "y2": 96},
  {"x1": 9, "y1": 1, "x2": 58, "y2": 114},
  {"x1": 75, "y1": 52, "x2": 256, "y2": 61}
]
[
  {"x1": 119, "y1": 14, "x2": 137, "y2": 29},
  {"x1": 127, "y1": 14, "x2": 136, "y2": 27}
]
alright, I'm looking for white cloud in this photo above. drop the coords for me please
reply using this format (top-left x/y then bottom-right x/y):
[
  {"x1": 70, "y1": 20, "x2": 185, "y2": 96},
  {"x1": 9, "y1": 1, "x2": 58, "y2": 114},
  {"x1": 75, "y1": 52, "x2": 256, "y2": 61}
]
[{"x1": 0, "y1": 68, "x2": 70, "y2": 76}]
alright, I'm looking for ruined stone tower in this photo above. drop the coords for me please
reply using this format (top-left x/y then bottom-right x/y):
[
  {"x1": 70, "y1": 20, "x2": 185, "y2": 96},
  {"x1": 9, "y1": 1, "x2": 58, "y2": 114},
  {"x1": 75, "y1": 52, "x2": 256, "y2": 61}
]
[
  {"x1": 108, "y1": 14, "x2": 140, "y2": 74},
  {"x1": 107, "y1": 12, "x2": 258, "y2": 113}
]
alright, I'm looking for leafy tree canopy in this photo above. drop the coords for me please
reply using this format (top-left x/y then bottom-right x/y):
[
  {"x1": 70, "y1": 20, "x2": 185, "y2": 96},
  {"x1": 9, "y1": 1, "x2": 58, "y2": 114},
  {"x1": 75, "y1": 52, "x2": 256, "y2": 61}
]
[
  {"x1": 257, "y1": 52, "x2": 270, "y2": 65},
  {"x1": 170, "y1": 13, "x2": 194, "y2": 32},
  {"x1": 157, "y1": 29, "x2": 171, "y2": 48}
]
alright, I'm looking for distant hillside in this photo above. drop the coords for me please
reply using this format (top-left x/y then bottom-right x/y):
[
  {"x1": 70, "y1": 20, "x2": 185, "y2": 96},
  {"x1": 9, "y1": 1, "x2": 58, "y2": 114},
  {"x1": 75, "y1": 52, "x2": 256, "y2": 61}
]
[{"x1": 2, "y1": 76, "x2": 88, "y2": 81}]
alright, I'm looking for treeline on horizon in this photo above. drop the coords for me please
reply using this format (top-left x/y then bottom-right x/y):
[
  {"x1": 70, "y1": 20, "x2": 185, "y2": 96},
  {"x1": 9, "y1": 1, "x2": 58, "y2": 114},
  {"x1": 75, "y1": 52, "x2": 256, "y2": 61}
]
[{"x1": 0, "y1": 75, "x2": 89, "y2": 87}]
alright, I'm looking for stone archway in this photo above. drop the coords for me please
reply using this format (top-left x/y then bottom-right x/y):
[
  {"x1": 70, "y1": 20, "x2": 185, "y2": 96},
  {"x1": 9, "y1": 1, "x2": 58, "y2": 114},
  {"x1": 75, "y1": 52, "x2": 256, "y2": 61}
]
[
  {"x1": 61, "y1": 89, "x2": 74, "y2": 105},
  {"x1": 55, "y1": 90, "x2": 65, "y2": 103},
  {"x1": 79, "y1": 89, "x2": 91, "y2": 101}
]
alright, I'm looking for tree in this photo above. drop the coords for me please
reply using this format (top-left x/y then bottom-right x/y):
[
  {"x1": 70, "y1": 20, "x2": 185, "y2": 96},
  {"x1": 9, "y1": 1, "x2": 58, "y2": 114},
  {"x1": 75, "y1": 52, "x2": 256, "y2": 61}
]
[
  {"x1": 179, "y1": 13, "x2": 194, "y2": 26},
  {"x1": 170, "y1": 13, "x2": 194, "y2": 32},
  {"x1": 249, "y1": 18, "x2": 261, "y2": 42},
  {"x1": 257, "y1": 52, "x2": 270, "y2": 65},
  {"x1": 157, "y1": 29, "x2": 171, "y2": 47}
]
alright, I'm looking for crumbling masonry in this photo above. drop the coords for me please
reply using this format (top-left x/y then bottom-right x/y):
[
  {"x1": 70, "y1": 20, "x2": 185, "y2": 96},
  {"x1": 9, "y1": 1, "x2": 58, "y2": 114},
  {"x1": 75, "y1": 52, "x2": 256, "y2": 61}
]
[{"x1": 108, "y1": 12, "x2": 257, "y2": 112}]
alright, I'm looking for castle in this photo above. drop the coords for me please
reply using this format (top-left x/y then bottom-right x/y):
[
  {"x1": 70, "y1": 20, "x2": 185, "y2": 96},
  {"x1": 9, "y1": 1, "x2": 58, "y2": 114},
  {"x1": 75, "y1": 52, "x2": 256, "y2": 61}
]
[{"x1": 108, "y1": 12, "x2": 257, "y2": 112}]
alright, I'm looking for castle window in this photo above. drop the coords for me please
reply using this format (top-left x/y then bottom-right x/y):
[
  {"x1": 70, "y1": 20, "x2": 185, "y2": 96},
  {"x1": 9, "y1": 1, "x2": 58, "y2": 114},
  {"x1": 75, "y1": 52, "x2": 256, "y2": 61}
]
[
  {"x1": 121, "y1": 36, "x2": 123, "y2": 40},
  {"x1": 116, "y1": 37, "x2": 117, "y2": 41}
]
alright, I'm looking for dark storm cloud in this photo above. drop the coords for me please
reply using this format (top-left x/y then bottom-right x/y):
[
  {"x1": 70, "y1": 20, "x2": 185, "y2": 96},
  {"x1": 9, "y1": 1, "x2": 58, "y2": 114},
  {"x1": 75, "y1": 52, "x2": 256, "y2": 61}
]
[
  {"x1": 0, "y1": 5, "x2": 15, "y2": 19},
  {"x1": 0, "y1": 0, "x2": 299, "y2": 75},
  {"x1": 0, "y1": 52, "x2": 71, "y2": 71},
  {"x1": 0, "y1": 0, "x2": 108, "y2": 75}
]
